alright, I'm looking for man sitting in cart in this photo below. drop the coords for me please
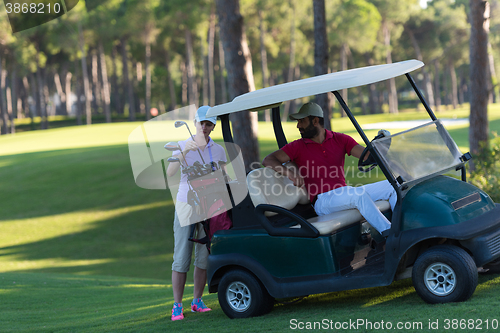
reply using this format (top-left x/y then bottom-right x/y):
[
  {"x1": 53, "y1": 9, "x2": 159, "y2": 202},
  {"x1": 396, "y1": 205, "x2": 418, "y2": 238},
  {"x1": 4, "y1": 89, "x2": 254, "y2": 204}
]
[{"x1": 262, "y1": 102, "x2": 397, "y2": 235}]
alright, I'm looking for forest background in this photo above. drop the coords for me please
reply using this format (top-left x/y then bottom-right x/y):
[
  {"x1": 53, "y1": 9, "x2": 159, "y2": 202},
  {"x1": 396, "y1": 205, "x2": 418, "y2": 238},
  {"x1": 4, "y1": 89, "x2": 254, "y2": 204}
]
[
  {"x1": 1, "y1": 1, "x2": 500, "y2": 330},
  {"x1": 0, "y1": 0, "x2": 495, "y2": 134}
]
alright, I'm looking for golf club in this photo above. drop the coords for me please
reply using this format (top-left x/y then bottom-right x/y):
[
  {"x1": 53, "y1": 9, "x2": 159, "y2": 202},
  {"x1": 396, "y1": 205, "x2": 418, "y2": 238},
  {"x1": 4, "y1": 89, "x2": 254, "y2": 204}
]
[
  {"x1": 174, "y1": 120, "x2": 206, "y2": 164},
  {"x1": 167, "y1": 157, "x2": 181, "y2": 164},
  {"x1": 164, "y1": 141, "x2": 188, "y2": 166}
]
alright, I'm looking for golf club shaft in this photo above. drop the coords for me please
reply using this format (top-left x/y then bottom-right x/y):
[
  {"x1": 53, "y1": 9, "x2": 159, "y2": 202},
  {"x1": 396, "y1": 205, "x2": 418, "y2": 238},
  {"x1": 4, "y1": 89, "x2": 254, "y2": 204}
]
[{"x1": 185, "y1": 124, "x2": 206, "y2": 164}]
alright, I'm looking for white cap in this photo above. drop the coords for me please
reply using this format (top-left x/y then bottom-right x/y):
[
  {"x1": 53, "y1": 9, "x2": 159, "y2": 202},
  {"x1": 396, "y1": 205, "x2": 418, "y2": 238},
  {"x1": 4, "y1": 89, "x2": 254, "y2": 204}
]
[{"x1": 195, "y1": 106, "x2": 217, "y2": 125}]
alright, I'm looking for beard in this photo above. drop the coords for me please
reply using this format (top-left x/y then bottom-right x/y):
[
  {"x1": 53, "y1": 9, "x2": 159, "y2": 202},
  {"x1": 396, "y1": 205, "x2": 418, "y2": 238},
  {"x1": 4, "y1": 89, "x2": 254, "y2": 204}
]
[{"x1": 300, "y1": 123, "x2": 319, "y2": 139}]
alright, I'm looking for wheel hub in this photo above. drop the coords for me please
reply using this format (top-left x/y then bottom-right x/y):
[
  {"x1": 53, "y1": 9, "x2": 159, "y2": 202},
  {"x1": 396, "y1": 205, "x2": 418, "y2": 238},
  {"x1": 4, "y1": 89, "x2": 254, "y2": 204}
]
[
  {"x1": 226, "y1": 281, "x2": 251, "y2": 312},
  {"x1": 424, "y1": 262, "x2": 456, "y2": 296}
]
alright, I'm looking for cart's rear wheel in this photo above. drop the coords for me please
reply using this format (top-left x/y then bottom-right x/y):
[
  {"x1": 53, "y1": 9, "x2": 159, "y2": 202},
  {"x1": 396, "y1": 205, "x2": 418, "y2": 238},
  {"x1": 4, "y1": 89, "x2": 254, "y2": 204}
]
[
  {"x1": 412, "y1": 245, "x2": 477, "y2": 304},
  {"x1": 218, "y1": 269, "x2": 274, "y2": 319}
]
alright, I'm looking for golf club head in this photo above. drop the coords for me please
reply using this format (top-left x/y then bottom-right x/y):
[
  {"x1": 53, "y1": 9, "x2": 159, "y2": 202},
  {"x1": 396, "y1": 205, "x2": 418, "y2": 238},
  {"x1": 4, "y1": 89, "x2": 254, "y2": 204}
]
[
  {"x1": 167, "y1": 157, "x2": 180, "y2": 163},
  {"x1": 175, "y1": 121, "x2": 187, "y2": 128},
  {"x1": 182, "y1": 166, "x2": 194, "y2": 173},
  {"x1": 164, "y1": 142, "x2": 181, "y2": 151}
]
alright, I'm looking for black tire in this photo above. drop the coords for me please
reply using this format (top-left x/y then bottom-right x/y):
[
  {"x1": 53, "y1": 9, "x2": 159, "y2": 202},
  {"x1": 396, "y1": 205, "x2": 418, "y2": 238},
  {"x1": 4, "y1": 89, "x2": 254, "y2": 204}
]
[
  {"x1": 218, "y1": 269, "x2": 274, "y2": 319},
  {"x1": 412, "y1": 245, "x2": 478, "y2": 304}
]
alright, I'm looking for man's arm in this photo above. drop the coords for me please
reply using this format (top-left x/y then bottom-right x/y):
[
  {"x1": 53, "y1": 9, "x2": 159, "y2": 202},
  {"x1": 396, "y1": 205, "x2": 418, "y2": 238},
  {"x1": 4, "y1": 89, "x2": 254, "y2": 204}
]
[
  {"x1": 262, "y1": 150, "x2": 305, "y2": 187},
  {"x1": 351, "y1": 144, "x2": 377, "y2": 165},
  {"x1": 350, "y1": 144, "x2": 365, "y2": 159}
]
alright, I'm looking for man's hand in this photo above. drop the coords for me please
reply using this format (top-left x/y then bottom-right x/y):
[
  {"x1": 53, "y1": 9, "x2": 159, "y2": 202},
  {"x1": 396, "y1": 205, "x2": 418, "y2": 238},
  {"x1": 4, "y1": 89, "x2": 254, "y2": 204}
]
[
  {"x1": 283, "y1": 162, "x2": 305, "y2": 188},
  {"x1": 263, "y1": 149, "x2": 305, "y2": 187},
  {"x1": 287, "y1": 171, "x2": 305, "y2": 188}
]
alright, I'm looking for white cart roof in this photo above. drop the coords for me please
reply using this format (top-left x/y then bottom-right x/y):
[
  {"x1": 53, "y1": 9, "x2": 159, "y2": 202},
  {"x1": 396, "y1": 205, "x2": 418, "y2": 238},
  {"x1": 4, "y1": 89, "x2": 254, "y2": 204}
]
[{"x1": 207, "y1": 59, "x2": 424, "y2": 117}]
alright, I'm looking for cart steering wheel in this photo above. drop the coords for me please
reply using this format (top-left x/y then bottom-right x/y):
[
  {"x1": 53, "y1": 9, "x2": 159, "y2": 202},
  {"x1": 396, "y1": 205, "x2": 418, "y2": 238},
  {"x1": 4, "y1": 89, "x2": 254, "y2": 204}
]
[
  {"x1": 357, "y1": 130, "x2": 391, "y2": 173},
  {"x1": 358, "y1": 147, "x2": 377, "y2": 172}
]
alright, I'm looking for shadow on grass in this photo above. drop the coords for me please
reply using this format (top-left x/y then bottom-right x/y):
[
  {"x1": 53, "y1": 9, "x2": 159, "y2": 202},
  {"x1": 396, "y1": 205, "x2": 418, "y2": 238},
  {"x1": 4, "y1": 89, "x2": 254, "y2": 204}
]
[
  {"x1": 0, "y1": 272, "x2": 173, "y2": 332},
  {"x1": 0, "y1": 144, "x2": 178, "y2": 279},
  {"x1": 0, "y1": 144, "x2": 172, "y2": 221},
  {"x1": 0, "y1": 203, "x2": 175, "y2": 280},
  {"x1": 266, "y1": 273, "x2": 500, "y2": 326}
]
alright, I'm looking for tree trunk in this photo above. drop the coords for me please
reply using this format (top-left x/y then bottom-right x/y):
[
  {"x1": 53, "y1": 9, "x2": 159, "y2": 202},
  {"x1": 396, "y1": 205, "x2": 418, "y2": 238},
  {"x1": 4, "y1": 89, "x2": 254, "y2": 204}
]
[
  {"x1": 448, "y1": 61, "x2": 458, "y2": 109},
  {"x1": 22, "y1": 77, "x2": 31, "y2": 122},
  {"x1": 185, "y1": 28, "x2": 198, "y2": 117},
  {"x1": 91, "y1": 48, "x2": 101, "y2": 114},
  {"x1": 0, "y1": 56, "x2": 7, "y2": 134},
  {"x1": 216, "y1": 0, "x2": 259, "y2": 172},
  {"x1": 36, "y1": 56, "x2": 48, "y2": 129},
  {"x1": 208, "y1": 6, "x2": 216, "y2": 106},
  {"x1": 339, "y1": 42, "x2": 348, "y2": 117},
  {"x1": 312, "y1": 0, "x2": 331, "y2": 129},
  {"x1": 218, "y1": 38, "x2": 228, "y2": 103},
  {"x1": 11, "y1": 67, "x2": 17, "y2": 119},
  {"x1": 258, "y1": 9, "x2": 270, "y2": 122},
  {"x1": 99, "y1": 41, "x2": 111, "y2": 122},
  {"x1": 201, "y1": 35, "x2": 209, "y2": 106},
  {"x1": 134, "y1": 61, "x2": 142, "y2": 115},
  {"x1": 459, "y1": 69, "x2": 466, "y2": 105},
  {"x1": 29, "y1": 73, "x2": 39, "y2": 128},
  {"x1": 78, "y1": 22, "x2": 91, "y2": 124},
  {"x1": 42, "y1": 69, "x2": 52, "y2": 118},
  {"x1": 120, "y1": 37, "x2": 135, "y2": 121},
  {"x1": 159, "y1": 100, "x2": 165, "y2": 114},
  {"x1": 65, "y1": 71, "x2": 72, "y2": 116},
  {"x1": 346, "y1": 47, "x2": 367, "y2": 115},
  {"x1": 289, "y1": 65, "x2": 300, "y2": 115},
  {"x1": 111, "y1": 45, "x2": 123, "y2": 114},
  {"x1": 181, "y1": 60, "x2": 188, "y2": 105},
  {"x1": 383, "y1": 21, "x2": 398, "y2": 114},
  {"x1": 407, "y1": 28, "x2": 435, "y2": 108},
  {"x1": 74, "y1": 59, "x2": 82, "y2": 125},
  {"x1": 6, "y1": 85, "x2": 14, "y2": 134},
  {"x1": 364, "y1": 54, "x2": 380, "y2": 114},
  {"x1": 433, "y1": 59, "x2": 441, "y2": 111},
  {"x1": 487, "y1": 42, "x2": 497, "y2": 103},
  {"x1": 282, "y1": 0, "x2": 296, "y2": 122},
  {"x1": 6, "y1": 85, "x2": 14, "y2": 133},
  {"x1": 60, "y1": 64, "x2": 68, "y2": 115},
  {"x1": 145, "y1": 41, "x2": 152, "y2": 120},
  {"x1": 54, "y1": 72, "x2": 65, "y2": 115},
  {"x1": 469, "y1": 0, "x2": 490, "y2": 161},
  {"x1": 165, "y1": 49, "x2": 177, "y2": 110}
]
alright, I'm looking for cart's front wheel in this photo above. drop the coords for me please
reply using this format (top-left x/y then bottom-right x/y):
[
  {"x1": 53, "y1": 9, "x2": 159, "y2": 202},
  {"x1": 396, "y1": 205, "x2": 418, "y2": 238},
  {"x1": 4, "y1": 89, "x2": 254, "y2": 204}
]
[
  {"x1": 412, "y1": 245, "x2": 478, "y2": 304},
  {"x1": 218, "y1": 269, "x2": 274, "y2": 319}
]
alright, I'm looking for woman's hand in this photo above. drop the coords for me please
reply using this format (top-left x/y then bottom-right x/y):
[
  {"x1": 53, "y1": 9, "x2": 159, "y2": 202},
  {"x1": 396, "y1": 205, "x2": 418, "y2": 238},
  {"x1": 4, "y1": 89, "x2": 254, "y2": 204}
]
[{"x1": 183, "y1": 140, "x2": 199, "y2": 154}]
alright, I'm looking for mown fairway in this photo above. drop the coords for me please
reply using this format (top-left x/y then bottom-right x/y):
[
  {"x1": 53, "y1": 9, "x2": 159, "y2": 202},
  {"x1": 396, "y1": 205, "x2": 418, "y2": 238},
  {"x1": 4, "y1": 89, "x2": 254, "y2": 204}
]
[{"x1": 1, "y1": 106, "x2": 500, "y2": 332}]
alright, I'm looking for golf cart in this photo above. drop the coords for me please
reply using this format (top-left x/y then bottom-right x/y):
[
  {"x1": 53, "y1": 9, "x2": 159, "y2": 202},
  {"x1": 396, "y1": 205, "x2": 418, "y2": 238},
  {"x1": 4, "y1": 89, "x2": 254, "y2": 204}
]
[{"x1": 202, "y1": 60, "x2": 500, "y2": 319}]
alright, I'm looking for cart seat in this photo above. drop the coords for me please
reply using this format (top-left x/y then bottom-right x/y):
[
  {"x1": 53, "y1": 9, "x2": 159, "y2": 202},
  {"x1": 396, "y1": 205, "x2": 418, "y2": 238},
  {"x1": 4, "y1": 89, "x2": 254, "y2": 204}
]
[
  {"x1": 291, "y1": 200, "x2": 390, "y2": 235},
  {"x1": 247, "y1": 167, "x2": 390, "y2": 235},
  {"x1": 247, "y1": 167, "x2": 309, "y2": 216}
]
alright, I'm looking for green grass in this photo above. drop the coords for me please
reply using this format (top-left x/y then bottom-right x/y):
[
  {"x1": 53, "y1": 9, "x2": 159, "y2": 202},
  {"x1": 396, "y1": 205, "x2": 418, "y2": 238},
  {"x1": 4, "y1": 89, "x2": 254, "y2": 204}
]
[{"x1": 1, "y1": 105, "x2": 500, "y2": 332}]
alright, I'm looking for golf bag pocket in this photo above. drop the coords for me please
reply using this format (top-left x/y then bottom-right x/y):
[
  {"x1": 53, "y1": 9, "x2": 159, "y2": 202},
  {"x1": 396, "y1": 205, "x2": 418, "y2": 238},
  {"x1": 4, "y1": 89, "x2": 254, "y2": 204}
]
[{"x1": 188, "y1": 175, "x2": 233, "y2": 251}]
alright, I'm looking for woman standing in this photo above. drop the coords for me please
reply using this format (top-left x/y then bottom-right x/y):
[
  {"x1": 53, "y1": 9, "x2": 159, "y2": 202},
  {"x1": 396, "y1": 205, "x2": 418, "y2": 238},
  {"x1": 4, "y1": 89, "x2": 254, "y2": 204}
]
[{"x1": 167, "y1": 106, "x2": 227, "y2": 321}]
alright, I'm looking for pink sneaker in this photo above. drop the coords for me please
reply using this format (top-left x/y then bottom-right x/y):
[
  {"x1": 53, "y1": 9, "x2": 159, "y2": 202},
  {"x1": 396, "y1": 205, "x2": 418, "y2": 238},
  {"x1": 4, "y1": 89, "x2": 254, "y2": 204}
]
[
  {"x1": 171, "y1": 303, "x2": 184, "y2": 321},
  {"x1": 191, "y1": 298, "x2": 211, "y2": 312}
]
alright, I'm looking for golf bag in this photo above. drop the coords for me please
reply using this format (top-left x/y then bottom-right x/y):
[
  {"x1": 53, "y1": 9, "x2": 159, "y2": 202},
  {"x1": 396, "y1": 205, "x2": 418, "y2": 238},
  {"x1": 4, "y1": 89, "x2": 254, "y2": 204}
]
[{"x1": 186, "y1": 169, "x2": 232, "y2": 252}]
